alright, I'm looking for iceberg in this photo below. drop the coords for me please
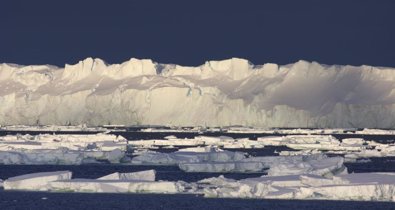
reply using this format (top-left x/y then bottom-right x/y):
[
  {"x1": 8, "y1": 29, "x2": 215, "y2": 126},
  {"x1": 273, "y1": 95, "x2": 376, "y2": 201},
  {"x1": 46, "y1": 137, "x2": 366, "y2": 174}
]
[{"x1": 2, "y1": 58, "x2": 395, "y2": 128}]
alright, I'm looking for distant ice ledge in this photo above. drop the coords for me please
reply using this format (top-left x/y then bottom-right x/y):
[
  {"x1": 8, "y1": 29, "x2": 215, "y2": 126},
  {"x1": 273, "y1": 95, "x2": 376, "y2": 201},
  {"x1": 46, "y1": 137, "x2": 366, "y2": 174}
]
[{"x1": 1, "y1": 57, "x2": 395, "y2": 128}]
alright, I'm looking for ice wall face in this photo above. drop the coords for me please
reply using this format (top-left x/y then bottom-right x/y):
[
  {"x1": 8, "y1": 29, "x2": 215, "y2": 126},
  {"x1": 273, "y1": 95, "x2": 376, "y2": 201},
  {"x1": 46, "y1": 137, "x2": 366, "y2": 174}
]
[{"x1": 1, "y1": 57, "x2": 395, "y2": 128}]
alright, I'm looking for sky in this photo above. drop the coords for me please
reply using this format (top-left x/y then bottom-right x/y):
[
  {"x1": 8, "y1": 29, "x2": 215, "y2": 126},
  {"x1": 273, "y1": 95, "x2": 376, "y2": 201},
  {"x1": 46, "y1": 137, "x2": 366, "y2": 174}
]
[{"x1": 1, "y1": 0, "x2": 394, "y2": 67}]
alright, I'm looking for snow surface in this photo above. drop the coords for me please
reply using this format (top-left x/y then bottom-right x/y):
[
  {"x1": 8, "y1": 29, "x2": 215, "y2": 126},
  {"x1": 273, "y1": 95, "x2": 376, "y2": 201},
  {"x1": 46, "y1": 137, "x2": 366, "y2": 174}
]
[{"x1": 2, "y1": 58, "x2": 395, "y2": 128}]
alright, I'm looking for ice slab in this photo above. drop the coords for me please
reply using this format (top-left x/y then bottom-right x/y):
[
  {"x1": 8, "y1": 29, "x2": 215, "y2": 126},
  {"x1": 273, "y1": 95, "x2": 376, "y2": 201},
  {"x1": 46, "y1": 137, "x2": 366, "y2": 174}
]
[
  {"x1": 129, "y1": 136, "x2": 264, "y2": 149},
  {"x1": 97, "y1": 170, "x2": 156, "y2": 181},
  {"x1": 198, "y1": 173, "x2": 395, "y2": 201},
  {"x1": 3, "y1": 171, "x2": 72, "y2": 191},
  {"x1": 131, "y1": 150, "x2": 246, "y2": 165},
  {"x1": 267, "y1": 156, "x2": 346, "y2": 177},
  {"x1": 179, "y1": 161, "x2": 265, "y2": 173},
  {"x1": 240, "y1": 154, "x2": 346, "y2": 176},
  {"x1": 0, "y1": 148, "x2": 125, "y2": 165},
  {"x1": 295, "y1": 173, "x2": 395, "y2": 201},
  {"x1": 0, "y1": 133, "x2": 127, "y2": 151},
  {"x1": 49, "y1": 179, "x2": 184, "y2": 193}
]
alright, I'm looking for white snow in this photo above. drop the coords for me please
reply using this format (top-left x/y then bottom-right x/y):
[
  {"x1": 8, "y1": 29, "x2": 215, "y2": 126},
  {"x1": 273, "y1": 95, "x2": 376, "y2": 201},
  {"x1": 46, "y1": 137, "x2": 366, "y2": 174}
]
[
  {"x1": 2, "y1": 58, "x2": 395, "y2": 128},
  {"x1": 3, "y1": 171, "x2": 72, "y2": 191}
]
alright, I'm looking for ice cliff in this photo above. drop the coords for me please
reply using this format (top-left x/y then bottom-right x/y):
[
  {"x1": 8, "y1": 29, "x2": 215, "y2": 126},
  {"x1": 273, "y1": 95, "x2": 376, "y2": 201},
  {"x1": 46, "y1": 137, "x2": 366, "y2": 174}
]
[{"x1": 1, "y1": 57, "x2": 395, "y2": 128}]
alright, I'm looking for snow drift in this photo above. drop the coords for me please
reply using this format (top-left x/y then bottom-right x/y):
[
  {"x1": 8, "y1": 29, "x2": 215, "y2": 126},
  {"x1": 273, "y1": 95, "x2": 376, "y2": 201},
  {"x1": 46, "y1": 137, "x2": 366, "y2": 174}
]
[{"x1": 1, "y1": 57, "x2": 395, "y2": 128}]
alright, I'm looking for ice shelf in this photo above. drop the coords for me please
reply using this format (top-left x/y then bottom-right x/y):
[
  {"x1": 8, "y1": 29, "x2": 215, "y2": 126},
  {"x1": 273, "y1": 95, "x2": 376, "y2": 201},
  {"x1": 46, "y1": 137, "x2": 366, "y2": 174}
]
[{"x1": 2, "y1": 58, "x2": 395, "y2": 128}]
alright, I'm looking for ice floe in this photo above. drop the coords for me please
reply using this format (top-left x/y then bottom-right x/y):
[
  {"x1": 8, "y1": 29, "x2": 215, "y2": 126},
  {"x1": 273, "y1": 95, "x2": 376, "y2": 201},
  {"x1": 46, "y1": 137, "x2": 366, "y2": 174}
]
[
  {"x1": 3, "y1": 171, "x2": 72, "y2": 191},
  {"x1": 131, "y1": 150, "x2": 246, "y2": 166},
  {"x1": 49, "y1": 179, "x2": 183, "y2": 193}
]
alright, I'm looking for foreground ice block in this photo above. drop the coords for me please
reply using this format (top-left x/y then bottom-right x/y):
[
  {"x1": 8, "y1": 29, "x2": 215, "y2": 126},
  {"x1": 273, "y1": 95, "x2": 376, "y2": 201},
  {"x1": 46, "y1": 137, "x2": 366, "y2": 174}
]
[
  {"x1": 3, "y1": 171, "x2": 72, "y2": 191},
  {"x1": 49, "y1": 179, "x2": 184, "y2": 193}
]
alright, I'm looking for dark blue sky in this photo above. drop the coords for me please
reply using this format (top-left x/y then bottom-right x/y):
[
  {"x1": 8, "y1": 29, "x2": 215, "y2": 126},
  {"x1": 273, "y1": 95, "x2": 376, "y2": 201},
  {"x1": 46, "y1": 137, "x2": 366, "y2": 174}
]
[{"x1": 1, "y1": 0, "x2": 394, "y2": 67}]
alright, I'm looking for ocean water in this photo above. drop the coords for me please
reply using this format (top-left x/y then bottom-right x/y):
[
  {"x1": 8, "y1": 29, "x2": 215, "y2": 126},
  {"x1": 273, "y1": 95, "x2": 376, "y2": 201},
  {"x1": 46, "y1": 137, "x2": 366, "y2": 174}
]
[{"x1": 1, "y1": 191, "x2": 395, "y2": 210}]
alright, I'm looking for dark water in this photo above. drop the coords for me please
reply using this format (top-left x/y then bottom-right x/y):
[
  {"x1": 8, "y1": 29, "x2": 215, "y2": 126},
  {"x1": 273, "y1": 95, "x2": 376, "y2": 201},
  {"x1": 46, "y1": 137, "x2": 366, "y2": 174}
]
[
  {"x1": 1, "y1": 130, "x2": 395, "y2": 209},
  {"x1": 1, "y1": 129, "x2": 395, "y2": 142},
  {"x1": 1, "y1": 191, "x2": 395, "y2": 210},
  {"x1": 0, "y1": 164, "x2": 266, "y2": 183}
]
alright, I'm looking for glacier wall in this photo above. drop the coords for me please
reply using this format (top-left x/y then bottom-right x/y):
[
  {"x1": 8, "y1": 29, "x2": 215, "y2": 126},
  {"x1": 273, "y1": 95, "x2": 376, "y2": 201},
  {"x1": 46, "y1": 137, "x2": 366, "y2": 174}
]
[{"x1": 1, "y1": 57, "x2": 395, "y2": 128}]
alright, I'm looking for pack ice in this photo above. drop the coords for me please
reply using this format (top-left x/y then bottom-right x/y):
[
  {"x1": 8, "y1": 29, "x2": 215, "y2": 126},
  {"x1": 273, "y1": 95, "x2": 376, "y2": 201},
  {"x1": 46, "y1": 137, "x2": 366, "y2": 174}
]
[
  {"x1": 198, "y1": 173, "x2": 395, "y2": 201},
  {"x1": 1, "y1": 170, "x2": 184, "y2": 194},
  {"x1": 2, "y1": 58, "x2": 395, "y2": 128},
  {"x1": 0, "y1": 133, "x2": 127, "y2": 164}
]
